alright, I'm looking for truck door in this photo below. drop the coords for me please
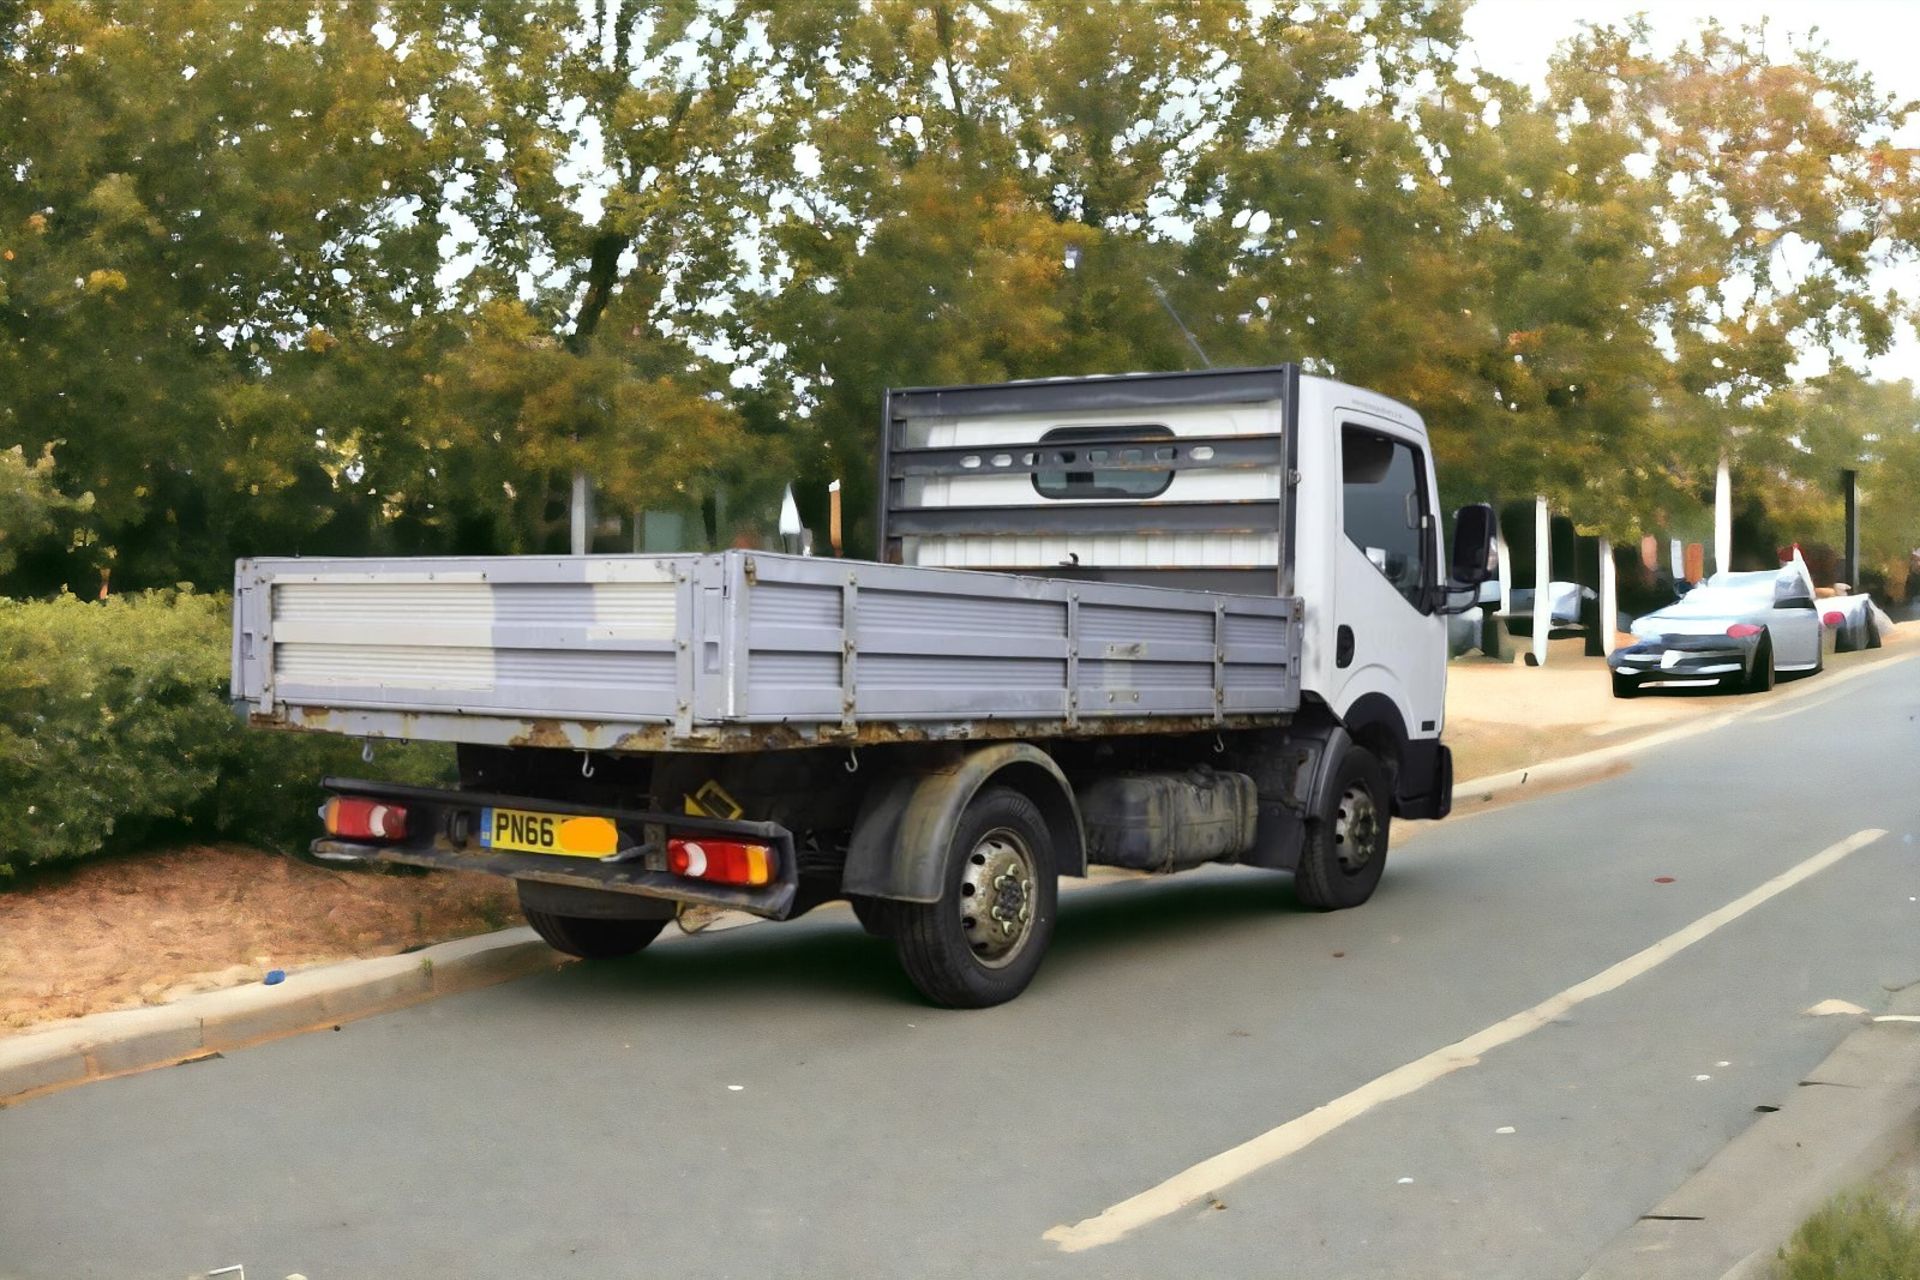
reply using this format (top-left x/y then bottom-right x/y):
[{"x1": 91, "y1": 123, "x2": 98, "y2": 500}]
[{"x1": 1329, "y1": 414, "x2": 1448, "y2": 742}]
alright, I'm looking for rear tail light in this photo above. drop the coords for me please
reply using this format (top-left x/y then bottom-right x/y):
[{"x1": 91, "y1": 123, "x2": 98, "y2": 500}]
[
  {"x1": 323, "y1": 796, "x2": 408, "y2": 842},
  {"x1": 1822, "y1": 611, "x2": 1845, "y2": 627},
  {"x1": 667, "y1": 837, "x2": 773, "y2": 887},
  {"x1": 1725, "y1": 623, "x2": 1763, "y2": 638}
]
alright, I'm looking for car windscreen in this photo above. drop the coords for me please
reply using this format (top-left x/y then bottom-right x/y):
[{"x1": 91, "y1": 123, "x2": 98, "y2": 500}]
[{"x1": 1651, "y1": 587, "x2": 1766, "y2": 619}]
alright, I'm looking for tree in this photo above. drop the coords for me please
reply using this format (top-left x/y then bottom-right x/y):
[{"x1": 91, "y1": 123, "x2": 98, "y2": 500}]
[
  {"x1": 378, "y1": 0, "x2": 833, "y2": 550},
  {"x1": 1544, "y1": 19, "x2": 1920, "y2": 526},
  {"x1": 0, "y1": 444, "x2": 89, "y2": 580}
]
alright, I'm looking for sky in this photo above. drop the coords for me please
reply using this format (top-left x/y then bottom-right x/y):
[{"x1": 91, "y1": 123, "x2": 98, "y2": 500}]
[{"x1": 1459, "y1": 0, "x2": 1920, "y2": 384}]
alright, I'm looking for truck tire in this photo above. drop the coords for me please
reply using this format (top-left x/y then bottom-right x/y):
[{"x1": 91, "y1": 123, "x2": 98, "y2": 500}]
[
  {"x1": 522, "y1": 906, "x2": 667, "y2": 960},
  {"x1": 891, "y1": 786, "x2": 1057, "y2": 1008},
  {"x1": 847, "y1": 895, "x2": 895, "y2": 938},
  {"x1": 1294, "y1": 746, "x2": 1390, "y2": 911},
  {"x1": 1611, "y1": 672, "x2": 1639, "y2": 700}
]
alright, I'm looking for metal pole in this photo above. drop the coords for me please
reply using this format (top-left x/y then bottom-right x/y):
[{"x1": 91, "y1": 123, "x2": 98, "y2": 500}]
[
  {"x1": 1714, "y1": 452, "x2": 1732, "y2": 577},
  {"x1": 1532, "y1": 495, "x2": 1551, "y2": 667},
  {"x1": 1842, "y1": 468, "x2": 1859, "y2": 589}
]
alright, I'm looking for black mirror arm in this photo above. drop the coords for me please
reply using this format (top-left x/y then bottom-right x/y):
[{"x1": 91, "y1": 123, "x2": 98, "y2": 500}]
[{"x1": 1434, "y1": 580, "x2": 1486, "y2": 616}]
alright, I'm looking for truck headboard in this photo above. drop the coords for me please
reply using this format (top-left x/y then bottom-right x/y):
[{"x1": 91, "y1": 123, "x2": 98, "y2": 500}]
[{"x1": 879, "y1": 365, "x2": 1298, "y2": 595}]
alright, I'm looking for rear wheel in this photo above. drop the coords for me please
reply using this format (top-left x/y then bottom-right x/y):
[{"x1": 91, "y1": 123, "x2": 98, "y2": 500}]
[
  {"x1": 847, "y1": 895, "x2": 895, "y2": 937},
  {"x1": 1294, "y1": 747, "x2": 1391, "y2": 911},
  {"x1": 517, "y1": 885, "x2": 669, "y2": 960},
  {"x1": 891, "y1": 786, "x2": 1057, "y2": 1008},
  {"x1": 1745, "y1": 635, "x2": 1775, "y2": 694}
]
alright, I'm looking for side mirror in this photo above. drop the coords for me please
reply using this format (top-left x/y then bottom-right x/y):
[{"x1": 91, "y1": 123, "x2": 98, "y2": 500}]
[
  {"x1": 1448, "y1": 503, "x2": 1497, "y2": 587},
  {"x1": 1436, "y1": 503, "x2": 1496, "y2": 616}
]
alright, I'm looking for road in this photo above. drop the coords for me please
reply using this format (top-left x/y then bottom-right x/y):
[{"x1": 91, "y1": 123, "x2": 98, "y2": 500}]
[{"x1": 3, "y1": 654, "x2": 1918, "y2": 1280}]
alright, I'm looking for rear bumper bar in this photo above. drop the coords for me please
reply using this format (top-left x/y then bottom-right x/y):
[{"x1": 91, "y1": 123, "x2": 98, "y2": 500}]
[{"x1": 313, "y1": 777, "x2": 801, "y2": 919}]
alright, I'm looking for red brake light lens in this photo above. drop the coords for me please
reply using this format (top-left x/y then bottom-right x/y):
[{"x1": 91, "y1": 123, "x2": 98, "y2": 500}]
[
  {"x1": 1822, "y1": 611, "x2": 1845, "y2": 627},
  {"x1": 1725, "y1": 623, "x2": 1764, "y2": 639},
  {"x1": 666, "y1": 837, "x2": 773, "y2": 887},
  {"x1": 323, "y1": 796, "x2": 408, "y2": 842}
]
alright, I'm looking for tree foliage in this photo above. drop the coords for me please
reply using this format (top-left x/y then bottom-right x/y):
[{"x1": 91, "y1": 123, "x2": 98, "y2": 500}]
[{"x1": 2, "y1": 0, "x2": 1918, "y2": 588}]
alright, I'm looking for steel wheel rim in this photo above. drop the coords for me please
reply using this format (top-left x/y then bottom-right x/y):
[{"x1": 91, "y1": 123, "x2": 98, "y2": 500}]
[
  {"x1": 1333, "y1": 783, "x2": 1380, "y2": 874},
  {"x1": 959, "y1": 827, "x2": 1037, "y2": 968}
]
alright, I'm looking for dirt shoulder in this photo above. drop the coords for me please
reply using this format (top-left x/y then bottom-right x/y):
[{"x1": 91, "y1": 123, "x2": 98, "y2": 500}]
[
  {"x1": 0, "y1": 846, "x2": 518, "y2": 1031},
  {"x1": 4, "y1": 625, "x2": 1905, "y2": 1034}
]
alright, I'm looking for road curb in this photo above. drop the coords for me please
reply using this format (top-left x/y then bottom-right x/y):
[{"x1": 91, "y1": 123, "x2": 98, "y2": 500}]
[
  {"x1": 0, "y1": 926, "x2": 564, "y2": 1104},
  {"x1": 1575, "y1": 986, "x2": 1920, "y2": 1280}
]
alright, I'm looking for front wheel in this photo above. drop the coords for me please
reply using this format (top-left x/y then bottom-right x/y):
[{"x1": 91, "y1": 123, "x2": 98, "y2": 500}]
[
  {"x1": 1611, "y1": 672, "x2": 1639, "y2": 699},
  {"x1": 891, "y1": 786, "x2": 1058, "y2": 1008},
  {"x1": 1745, "y1": 635, "x2": 1775, "y2": 694},
  {"x1": 1294, "y1": 746, "x2": 1391, "y2": 911}
]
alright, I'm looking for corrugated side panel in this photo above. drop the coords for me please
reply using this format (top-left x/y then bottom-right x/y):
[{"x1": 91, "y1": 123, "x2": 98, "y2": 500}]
[
  {"x1": 730, "y1": 553, "x2": 1297, "y2": 726},
  {"x1": 255, "y1": 558, "x2": 689, "y2": 723},
  {"x1": 236, "y1": 551, "x2": 1298, "y2": 743}
]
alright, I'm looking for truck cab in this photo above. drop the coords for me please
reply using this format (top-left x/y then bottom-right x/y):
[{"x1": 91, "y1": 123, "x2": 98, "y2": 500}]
[{"x1": 880, "y1": 367, "x2": 1455, "y2": 820}]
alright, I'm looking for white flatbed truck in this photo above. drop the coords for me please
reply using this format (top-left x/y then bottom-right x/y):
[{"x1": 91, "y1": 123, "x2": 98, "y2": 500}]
[{"x1": 232, "y1": 366, "x2": 1495, "y2": 1006}]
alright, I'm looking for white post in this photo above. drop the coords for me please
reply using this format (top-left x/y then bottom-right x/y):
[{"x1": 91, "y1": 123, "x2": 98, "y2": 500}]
[
  {"x1": 1598, "y1": 536, "x2": 1618, "y2": 656},
  {"x1": 1714, "y1": 452, "x2": 1732, "y2": 578},
  {"x1": 569, "y1": 469, "x2": 591, "y2": 555},
  {"x1": 1495, "y1": 521, "x2": 1513, "y2": 616},
  {"x1": 1670, "y1": 538, "x2": 1685, "y2": 582},
  {"x1": 778, "y1": 483, "x2": 803, "y2": 555},
  {"x1": 1532, "y1": 494, "x2": 1551, "y2": 667}
]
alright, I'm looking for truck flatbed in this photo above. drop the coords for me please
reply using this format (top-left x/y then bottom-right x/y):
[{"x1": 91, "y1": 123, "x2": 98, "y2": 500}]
[{"x1": 232, "y1": 549, "x2": 1304, "y2": 753}]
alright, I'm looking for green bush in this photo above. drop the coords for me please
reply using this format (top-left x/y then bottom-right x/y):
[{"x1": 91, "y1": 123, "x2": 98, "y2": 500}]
[
  {"x1": 1776, "y1": 1190, "x2": 1920, "y2": 1280},
  {"x1": 0, "y1": 590, "x2": 450, "y2": 877}
]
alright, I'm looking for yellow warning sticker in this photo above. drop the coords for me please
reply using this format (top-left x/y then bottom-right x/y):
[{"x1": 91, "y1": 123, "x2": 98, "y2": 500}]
[{"x1": 683, "y1": 779, "x2": 744, "y2": 820}]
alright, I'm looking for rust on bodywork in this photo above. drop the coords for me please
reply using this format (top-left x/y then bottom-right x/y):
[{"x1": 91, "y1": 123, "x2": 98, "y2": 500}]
[
  {"x1": 254, "y1": 706, "x2": 1290, "y2": 755},
  {"x1": 510, "y1": 719, "x2": 574, "y2": 749}
]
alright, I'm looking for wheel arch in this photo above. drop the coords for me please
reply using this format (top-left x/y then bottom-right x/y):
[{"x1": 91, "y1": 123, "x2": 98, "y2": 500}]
[
  {"x1": 843, "y1": 743, "x2": 1085, "y2": 904},
  {"x1": 1340, "y1": 692, "x2": 1411, "y2": 797}
]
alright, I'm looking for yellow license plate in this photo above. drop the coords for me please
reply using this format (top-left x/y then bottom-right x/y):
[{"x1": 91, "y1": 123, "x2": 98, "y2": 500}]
[{"x1": 479, "y1": 807, "x2": 619, "y2": 858}]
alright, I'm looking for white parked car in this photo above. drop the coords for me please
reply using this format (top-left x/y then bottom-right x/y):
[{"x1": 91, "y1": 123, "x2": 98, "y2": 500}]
[
  {"x1": 1607, "y1": 560, "x2": 1822, "y2": 698},
  {"x1": 1823, "y1": 592, "x2": 1892, "y2": 653}
]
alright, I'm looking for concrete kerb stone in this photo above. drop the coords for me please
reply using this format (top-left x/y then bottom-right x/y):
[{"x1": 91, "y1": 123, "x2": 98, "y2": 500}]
[
  {"x1": 75, "y1": 1006, "x2": 206, "y2": 1076},
  {"x1": 0, "y1": 929, "x2": 561, "y2": 1104},
  {"x1": 0, "y1": 1036, "x2": 88, "y2": 1099},
  {"x1": 1576, "y1": 984, "x2": 1920, "y2": 1280},
  {"x1": 196, "y1": 950, "x2": 435, "y2": 1048},
  {"x1": 425, "y1": 926, "x2": 565, "y2": 994}
]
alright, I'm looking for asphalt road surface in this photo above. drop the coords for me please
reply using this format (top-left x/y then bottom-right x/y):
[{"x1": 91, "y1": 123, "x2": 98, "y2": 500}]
[{"x1": 4, "y1": 654, "x2": 1919, "y2": 1280}]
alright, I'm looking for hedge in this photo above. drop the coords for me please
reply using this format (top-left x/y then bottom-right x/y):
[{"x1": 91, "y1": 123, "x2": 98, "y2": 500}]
[{"x1": 0, "y1": 590, "x2": 450, "y2": 878}]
